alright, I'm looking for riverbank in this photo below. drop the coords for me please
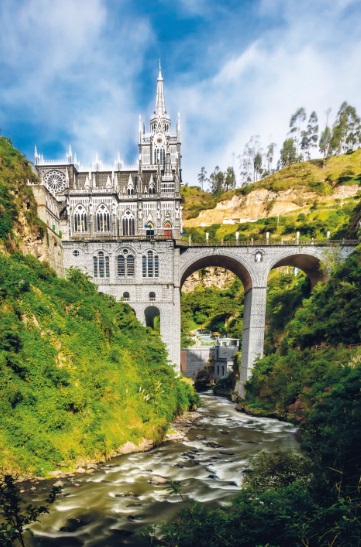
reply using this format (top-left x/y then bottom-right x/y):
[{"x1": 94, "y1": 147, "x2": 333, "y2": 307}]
[
  {"x1": 27, "y1": 394, "x2": 298, "y2": 546},
  {"x1": 13, "y1": 408, "x2": 201, "y2": 489}
]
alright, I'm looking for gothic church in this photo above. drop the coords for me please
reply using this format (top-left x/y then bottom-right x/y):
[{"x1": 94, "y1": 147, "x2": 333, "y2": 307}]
[{"x1": 33, "y1": 66, "x2": 183, "y2": 366}]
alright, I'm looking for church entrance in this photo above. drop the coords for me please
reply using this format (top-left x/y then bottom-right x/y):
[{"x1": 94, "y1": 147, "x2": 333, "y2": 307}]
[{"x1": 164, "y1": 221, "x2": 172, "y2": 239}]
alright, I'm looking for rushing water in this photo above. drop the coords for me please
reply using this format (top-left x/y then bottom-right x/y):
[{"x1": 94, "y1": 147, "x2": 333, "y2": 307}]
[{"x1": 29, "y1": 394, "x2": 298, "y2": 546}]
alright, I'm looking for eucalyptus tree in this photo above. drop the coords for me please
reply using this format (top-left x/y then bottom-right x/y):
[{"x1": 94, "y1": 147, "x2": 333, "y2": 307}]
[
  {"x1": 280, "y1": 138, "x2": 298, "y2": 167},
  {"x1": 266, "y1": 142, "x2": 276, "y2": 174},
  {"x1": 289, "y1": 107, "x2": 306, "y2": 155},
  {"x1": 300, "y1": 111, "x2": 319, "y2": 159},
  {"x1": 319, "y1": 125, "x2": 332, "y2": 167},
  {"x1": 239, "y1": 135, "x2": 263, "y2": 184},
  {"x1": 224, "y1": 166, "x2": 236, "y2": 191},
  {"x1": 209, "y1": 166, "x2": 224, "y2": 194},
  {"x1": 197, "y1": 166, "x2": 208, "y2": 191},
  {"x1": 330, "y1": 101, "x2": 361, "y2": 154}
]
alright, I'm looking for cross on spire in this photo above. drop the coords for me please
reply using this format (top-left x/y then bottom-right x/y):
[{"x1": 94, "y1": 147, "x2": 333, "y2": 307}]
[{"x1": 155, "y1": 61, "x2": 166, "y2": 116}]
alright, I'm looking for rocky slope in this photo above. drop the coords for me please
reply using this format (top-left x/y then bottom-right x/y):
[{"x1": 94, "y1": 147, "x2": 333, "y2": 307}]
[
  {"x1": 184, "y1": 184, "x2": 359, "y2": 227},
  {"x1": 183, "y1": 150, "x2": 361, "y2": 228}
]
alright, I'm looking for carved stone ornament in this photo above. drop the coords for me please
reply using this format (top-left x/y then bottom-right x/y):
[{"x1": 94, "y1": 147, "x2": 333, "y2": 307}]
[{"x1": 43, "y1": 170, "x2": 67, "y2": 193}]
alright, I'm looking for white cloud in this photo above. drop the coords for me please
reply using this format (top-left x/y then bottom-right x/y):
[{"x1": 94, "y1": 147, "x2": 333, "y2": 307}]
[
  {"x1": 0, "y1": 0, "x2": 154, "y2": 165},
  {"x1": 1, "y1": 0, "x2": 361, "y2": 185},
  {"x1": 167, "y1": 0, "x2": 361, "y2": 184}
]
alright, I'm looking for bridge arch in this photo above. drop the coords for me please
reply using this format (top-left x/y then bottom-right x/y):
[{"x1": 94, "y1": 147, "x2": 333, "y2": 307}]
[
  {"x1": 180, "y1": 249, "x2": 253, "y2": 292},
  {"x1": 268, "y1": 250, "x2": 326, "y2": 287}
]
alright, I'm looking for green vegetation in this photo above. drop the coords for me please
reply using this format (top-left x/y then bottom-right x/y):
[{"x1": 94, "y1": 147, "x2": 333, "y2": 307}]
[
  {"x1": 0, "y1": 254, "x2": 197, "y2": 476},
  {"x1": 170, "y1": 244, "x2": 361, "y2": 545},
  {"x1": 0, "y1": 137, "x2": 43, "y2": 249},
  {"x1": 182, "y1": 149, "x2": 361, "y2": 237},
  {"x1": 181, "y1": 278, "x2": 244, "y2": 346},
  {"x1": 0, "y1": 475, "x2": 61, "y2": 546},
  {"x1": 182, "y1": 198, "x2": 359, "y2": 244},
  {"x1": 181, "y1": 184, "x2": 219, "y2": 221}
]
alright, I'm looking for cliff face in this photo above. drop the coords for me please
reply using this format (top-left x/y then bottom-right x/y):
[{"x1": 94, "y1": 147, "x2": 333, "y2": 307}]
[
  {"x1": 182, "y1": 267, "x2": 235, "y2": 292},
  {"x1": 184, "y1": 184, "x2": 359, "y2": 228}
]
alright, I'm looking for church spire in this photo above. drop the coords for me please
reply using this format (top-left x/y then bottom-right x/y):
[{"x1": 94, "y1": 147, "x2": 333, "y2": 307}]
[{"x1": 155, "y1": 61, "x2": 166, "y2": 116}]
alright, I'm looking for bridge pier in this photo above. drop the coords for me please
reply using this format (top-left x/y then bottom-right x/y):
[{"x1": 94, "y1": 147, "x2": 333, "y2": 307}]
[
  {"x1": 160, "y1": 289, "x2": 181, "y2": 369},
  {"x1": 237, "y1": 286, "x2": 267, "y2": 398}
]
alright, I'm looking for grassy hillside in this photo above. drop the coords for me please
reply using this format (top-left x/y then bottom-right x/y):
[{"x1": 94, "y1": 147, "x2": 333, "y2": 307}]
[
  {"x1": 182, "y1": 150, "x2": 361, "y2": 241},
  {"x1": 0, "y1": 138, "x2": 197, "y2": 477},
  {"x1": 183, "y1": 149, "x2": 361, "y2": 214}
]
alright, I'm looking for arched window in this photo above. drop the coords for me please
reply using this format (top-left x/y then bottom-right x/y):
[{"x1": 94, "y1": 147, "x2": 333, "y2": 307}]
[
  {"x1": 122, "y1": 292, "x2": 130, "y2": 301},
  {"x1": 145, "y1": 221, "x2": 154, "y2": 237},
  {"x1": 122, "y1": 210, "x2": 135, "y2": 236},
  {"x1": 149, "y1": 292, "x2": 156, "y2": 301},
  {"x1": 117, "y1": 249, "x2": 135, "y2": 278},
  {"x1": 164, "y1": 221, "x2": 172, "y2": 239},
  {"x1": 74, "y1": 205, "x2": 87, "y2": 233},
  {"x1": 93, "y1": 251, "x2": 110, "y2": 278},
  {"x1": 96, "y1": 204, "x2": 110, "y2": 232},
  {"x1": 142, "y1": 250, "x2": 159, "y2": 278}
]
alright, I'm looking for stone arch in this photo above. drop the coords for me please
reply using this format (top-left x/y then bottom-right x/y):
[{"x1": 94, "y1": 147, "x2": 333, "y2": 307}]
[
  {"x1": 269, "y1": 251, "x2": 325, "y2": 288},
  {"x1": 145, "y1": 305, "x2": 160, "y2": 330},
  {"x1": 180, "y1": 251, "x2": 253, "y2": 292}
]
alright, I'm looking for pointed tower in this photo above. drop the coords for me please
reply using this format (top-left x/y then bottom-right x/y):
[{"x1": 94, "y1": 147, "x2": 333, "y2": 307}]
[
  {"x1": 138, "y1": 63, "x2": 181, "y2": 182},
  {"x1": 149, "y1": 62, "x2": 170, "y2": 133}
]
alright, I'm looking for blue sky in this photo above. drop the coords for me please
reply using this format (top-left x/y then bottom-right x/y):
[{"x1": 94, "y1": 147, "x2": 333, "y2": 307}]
[{"x1": 1, "y1": 0, "x2": 361, "y2": 185}]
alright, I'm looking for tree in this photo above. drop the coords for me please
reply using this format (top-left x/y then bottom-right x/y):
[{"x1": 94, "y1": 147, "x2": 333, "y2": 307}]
[
  {"x1": 239, "y1": 135, "x2": 263, "y2": 184},
  {"x1": 289, "y1": 107, "x2": 306, "y2": 155},
  {"x1": 253, "y1": 152, "x2": 263, "y2": 181},
  {"x1": 209, "y1": 166, "x2": 224, "y2": 194},
  {"x1": 279, "y1": 138, "x2": 298, "y2": 166},
  {"x1": 0, "y1": 475, "x2": 61, "y2": 547},
  {"x1": 300, "y1": 111, "x2": 319, "y2": 159},
  {"x1": 224, "y1": 166, "x2": 236, "y2": 191},
  {"x1": 197, "y1": 167, "x2": 208, "y2": 191},
  {"x1": 330, "y1": 101, "x2": 361, "y2": 155},
  {"x1": 319, "y1": 125, "x2": 332, "y2": 167},
  {"x1": 266, "y1": 142, "x2": 276, "y2": 173}
]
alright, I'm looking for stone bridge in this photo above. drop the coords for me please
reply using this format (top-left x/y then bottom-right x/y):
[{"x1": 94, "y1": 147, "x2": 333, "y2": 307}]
[{"x1": 177, "y1": 241, "x2": 357, "y2": 395}]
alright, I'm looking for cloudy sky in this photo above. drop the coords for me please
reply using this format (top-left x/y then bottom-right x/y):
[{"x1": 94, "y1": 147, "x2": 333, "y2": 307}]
[{"x1": 1, "y1": 0, "x2": 361, "y2": 186}]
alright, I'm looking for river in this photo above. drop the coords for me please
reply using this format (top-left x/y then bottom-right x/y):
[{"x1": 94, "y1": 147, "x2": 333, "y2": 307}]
[{"x1": 29, "y1": 393, "x2": 298, "y2": 546}]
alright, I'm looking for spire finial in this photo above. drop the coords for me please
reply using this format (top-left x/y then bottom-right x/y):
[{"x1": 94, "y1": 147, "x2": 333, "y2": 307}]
[{"x1": 155, "y1": 62, "x2": 165, "y2": 115}]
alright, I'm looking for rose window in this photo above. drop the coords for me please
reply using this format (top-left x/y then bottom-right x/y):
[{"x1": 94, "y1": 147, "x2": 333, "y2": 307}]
[{"x1": 43, "y1": 170, "x2": 67, "y2": 193}]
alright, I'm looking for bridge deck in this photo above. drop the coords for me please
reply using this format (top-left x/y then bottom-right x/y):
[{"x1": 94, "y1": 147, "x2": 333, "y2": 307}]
[{"x1": 176, "y1": 239, "x2": 358, "y2": 248}]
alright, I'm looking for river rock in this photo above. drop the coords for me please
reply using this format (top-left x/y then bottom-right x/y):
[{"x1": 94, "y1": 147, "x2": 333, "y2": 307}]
[
  {"x1": 149, "y1": 475, "x2": 168, "y2": 485},
  {"x1": 206, "y1": 441, "x2": 224, "y2": 448},
  {"x1": 59, "y1": 516, "x2": 89, "y2": 533},
  {"x1": 110, "y1": 529, "x2": 134, "y2": 536}
]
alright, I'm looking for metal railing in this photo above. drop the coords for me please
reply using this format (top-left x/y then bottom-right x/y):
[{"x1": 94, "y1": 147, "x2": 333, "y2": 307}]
[{"x1": 175, "y1": 238, "x2": 359, "y2": 248}]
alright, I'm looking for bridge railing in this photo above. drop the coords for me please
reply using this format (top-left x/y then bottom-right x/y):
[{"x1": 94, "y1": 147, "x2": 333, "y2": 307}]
[{"x1": 175, "y1": 238, "x2": 359, "y2": 248}]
